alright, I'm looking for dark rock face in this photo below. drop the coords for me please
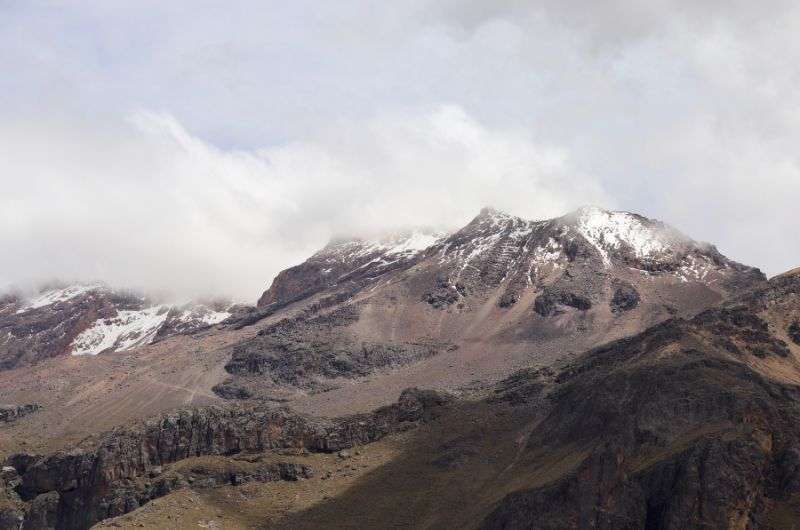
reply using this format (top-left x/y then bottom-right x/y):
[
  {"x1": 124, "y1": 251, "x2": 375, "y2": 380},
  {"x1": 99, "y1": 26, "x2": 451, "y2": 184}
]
[
  {"x1": 0, "y1": 404, "x2": 40, "y2": 424},
  {"x1": 423, "y1": 278, "x2": 466, "y2": 309},
  {"x1": 789, "y1": 321, "x2": 800, "y2": 346},
  {"x1": 21, "y1": 491, "x2": 58, "y2": 530},
  {"x1": 211, "y1": 379, "x2": 253, "y2": 400},
  {"x1": 7, "y1": 388, "x2": 450, "y2": 529},
  {"x1": 610, "y1": 281, "x2": 640, "y2": 312},
  {"x1": 489, "y1": 367, "x2": 554, "y2": 405},
  {"x1": 534, "y1": 290, "x2": 592, "y2": 317},
  {"x1": 0, "y1": 507, "x2": 24, "y2": 530},
  {"x1": 0, "y1": 287, "x2": 127, "y2": 370},
  {"x1": 696, "y1": 306, "x2": 790, "y2": 358},
  {"x1": 480, "y1": 275, "x2": 800, "y2": 530},
  {"x1": 226, "y1": 305, "x2": 455, "y2": 388}
]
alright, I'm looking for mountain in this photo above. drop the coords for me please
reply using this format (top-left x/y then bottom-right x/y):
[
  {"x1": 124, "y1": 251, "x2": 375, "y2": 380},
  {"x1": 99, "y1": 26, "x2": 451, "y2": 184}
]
[
  {"x1": 223, "y1": 206, "x2": 764, "y2": 403},
  {"x1": 261, "y1": 206, "x2": 761, "y2": 309},
  {"x1": 0, "y1": 205, "x2": 783, "y2": 529},
  {"x1": 0, "y1": 283, "x2": 238, "y2": 370}
]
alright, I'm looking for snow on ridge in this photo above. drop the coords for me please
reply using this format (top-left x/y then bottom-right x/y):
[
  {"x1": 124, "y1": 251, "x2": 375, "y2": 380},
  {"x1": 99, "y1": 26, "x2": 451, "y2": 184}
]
[
  {"x1": 70, "y1": 303, "x2": 232, "y2": 356},
  {"x1": 175, "y1": 305, "x2": 231, "y2": 326},
  {"x1": 324, "y1": 229, "x2": 449, "y2": 263},
  {"x1": 71, "y1": 304, "x2": 231, "y2": 355},
  {"x1": 383, "y1": 230, "x2": 444, "y2": 256},
  {"x1": 573, "y1": 206, "x2": 674, "y2": 265},
  {"x1": 16, "y1": 283, "x2": 106, "y2": 314}
]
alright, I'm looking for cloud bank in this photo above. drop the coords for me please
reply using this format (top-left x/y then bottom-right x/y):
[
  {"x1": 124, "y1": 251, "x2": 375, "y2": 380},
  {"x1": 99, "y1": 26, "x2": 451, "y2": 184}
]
[
  {"x1": 0, "y1": 106, "x2": 605, "y2": 300},
  {"x1": 1, "y1": 1, "x2": 799, "y2": 300}
]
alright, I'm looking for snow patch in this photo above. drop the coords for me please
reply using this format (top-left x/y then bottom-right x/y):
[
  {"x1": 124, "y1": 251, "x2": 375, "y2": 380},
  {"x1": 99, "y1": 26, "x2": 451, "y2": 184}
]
[
  {"x1": 70, "y1": 306, "x2": 170, "y2": 355},
  {"x1": 383, "y1": 231, "x2": 443, "y2": 256},
  {"x1": 178, "y1": 306, "x2": 230, "y2": 326}
]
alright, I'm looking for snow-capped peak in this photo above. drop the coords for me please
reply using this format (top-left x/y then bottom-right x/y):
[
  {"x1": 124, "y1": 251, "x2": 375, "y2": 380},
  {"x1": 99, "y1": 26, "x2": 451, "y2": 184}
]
[
  {"x1": 322, "y1": 228, "x2": 449, "y2": 263},
  {"x1": 570, "y1": 206, "x2": 682, "y2": 266},
  {"x1": 15, "y1": 282, "x2": 106, "y2": 314}
]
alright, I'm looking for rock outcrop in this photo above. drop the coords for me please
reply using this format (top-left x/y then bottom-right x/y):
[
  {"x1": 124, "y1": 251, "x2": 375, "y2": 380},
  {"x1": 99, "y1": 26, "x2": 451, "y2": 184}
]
[
  {"x1": 480, "y1": 272, "x2": 800, "y2": 529},
  {"x1": 4, "y1": 388, "x2": 450, "y2": 529},
  {"x1": 0, "y1": 404, "x2": 40, "y2": 424},
  {"x1": 225, "y1": 304, "x2": 456, "y2": 389}
]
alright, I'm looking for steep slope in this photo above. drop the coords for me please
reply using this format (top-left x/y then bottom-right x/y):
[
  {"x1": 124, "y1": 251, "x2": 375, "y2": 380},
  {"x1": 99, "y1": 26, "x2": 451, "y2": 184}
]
[
  {"x1": 257, "y1": 228, "x2": 447, "y2": 308},
  {"x1": 0, "y1": 283, "x2": 236, "y2": 370},
  {"x1": 477, "y1": 268, "x2": 800, "y2": 529},
  {"x1": 225, "y1": 206, "x2": 764, "y2": 403}
]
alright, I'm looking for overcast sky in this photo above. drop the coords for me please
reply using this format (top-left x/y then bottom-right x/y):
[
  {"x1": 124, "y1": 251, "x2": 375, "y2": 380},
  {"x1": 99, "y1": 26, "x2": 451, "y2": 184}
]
[{"x1": 2, "y1": 1, "x2": 799, "y2": 301}]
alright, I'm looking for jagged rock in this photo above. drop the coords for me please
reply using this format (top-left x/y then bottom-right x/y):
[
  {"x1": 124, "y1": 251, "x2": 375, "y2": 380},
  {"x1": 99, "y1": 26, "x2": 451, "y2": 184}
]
[
  {"x1": 21, "y1": 491, "x2": 59, "y2": 530},
  {"x1": 789, "y1": 321, "x2": 800, "y2": 346},
  {"x1": 226, "y1": 305, "x2": 455, "y2": 388},
  {"x1": 211, "y1": 380, "x2": 252, "y2": 400},
  {"x1": 696, "y1": 306, "x2": 790, "y2": 358},
  {"x1": 0, "y1": 284, "x2": 233, "y2": 370},
  {"x1": 0, "y1": 404, "x2": 40, "y2": 424},
  {"x1": 480, "y1": 273, "x2": 800, "y2": 529},
  {"x1": 497, "y1": 292, "x2": 518, "y2": 308},
  {"x1": 0, "y1": 507, "x2": 24, "y2": 530},
  {"x1": 534, "y1": 290, "x2": 592, "y2": 317},
  {"x1": 422, "y1": 278, "x2": 467, "y2": 309},
  {"x1": 489, "y1": 367, "x2": 553, "y2": 405},
  {"x1": 610, "y1": 281, "x2": 640, "y2": 312}
]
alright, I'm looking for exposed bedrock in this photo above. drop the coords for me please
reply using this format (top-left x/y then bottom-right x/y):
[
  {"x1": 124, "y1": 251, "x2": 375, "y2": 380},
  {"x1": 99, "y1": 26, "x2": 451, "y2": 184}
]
[
  {"x1": 789, "y1": 321, "x2": 800, "y2": 346},
  {"x1": 481, "y1": 308, "x2": 800, "y2": 529},
  {"x1": 3, "y1": 388, "x2": 451, "y2": 530},
  {"x1": 533, "y1": 289, "x2": 592, "y2": 317},
  {"x1": 610, "y1": 281, "x2": 640, "y2": 312},
  {"x1": 225, "y1": 304, "x2": 456, "y2": 389},
  {"x1": 0, "y1": 404, "x2": 40, "y2": 424}
]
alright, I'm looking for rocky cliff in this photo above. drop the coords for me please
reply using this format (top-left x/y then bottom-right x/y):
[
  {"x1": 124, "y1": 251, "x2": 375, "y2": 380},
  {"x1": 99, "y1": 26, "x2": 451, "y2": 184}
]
[{"x1": 0, "y1": 388, "x2": 450, "y2": 529}]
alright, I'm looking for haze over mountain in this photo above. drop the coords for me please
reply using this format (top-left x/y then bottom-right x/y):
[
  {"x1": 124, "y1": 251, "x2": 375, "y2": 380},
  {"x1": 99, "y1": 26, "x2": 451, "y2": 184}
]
[{"x1": 3, "y1": 1, "x2": 800, "y2": 300}]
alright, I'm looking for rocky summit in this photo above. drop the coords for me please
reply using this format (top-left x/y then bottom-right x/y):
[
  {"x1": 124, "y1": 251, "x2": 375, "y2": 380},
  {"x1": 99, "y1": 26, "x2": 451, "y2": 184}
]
[{"x1": 4, "y1": 206, "x2": 800, "y2": 530}]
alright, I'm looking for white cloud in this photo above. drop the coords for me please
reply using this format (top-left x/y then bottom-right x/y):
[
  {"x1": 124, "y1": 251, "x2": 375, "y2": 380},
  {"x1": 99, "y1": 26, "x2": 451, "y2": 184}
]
[
  {"x1": 1, "y1": 0, "x2": 799, "y2": 298},
  {"x1": 0, "y1": 105, "x2": 605, "y2": 301}
]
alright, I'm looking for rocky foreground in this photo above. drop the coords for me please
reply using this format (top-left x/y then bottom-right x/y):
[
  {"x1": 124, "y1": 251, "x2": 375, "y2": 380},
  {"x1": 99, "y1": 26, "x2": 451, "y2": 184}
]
[{"x1": 0, "y1": 389, "x2": 450, "y2": 529}]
